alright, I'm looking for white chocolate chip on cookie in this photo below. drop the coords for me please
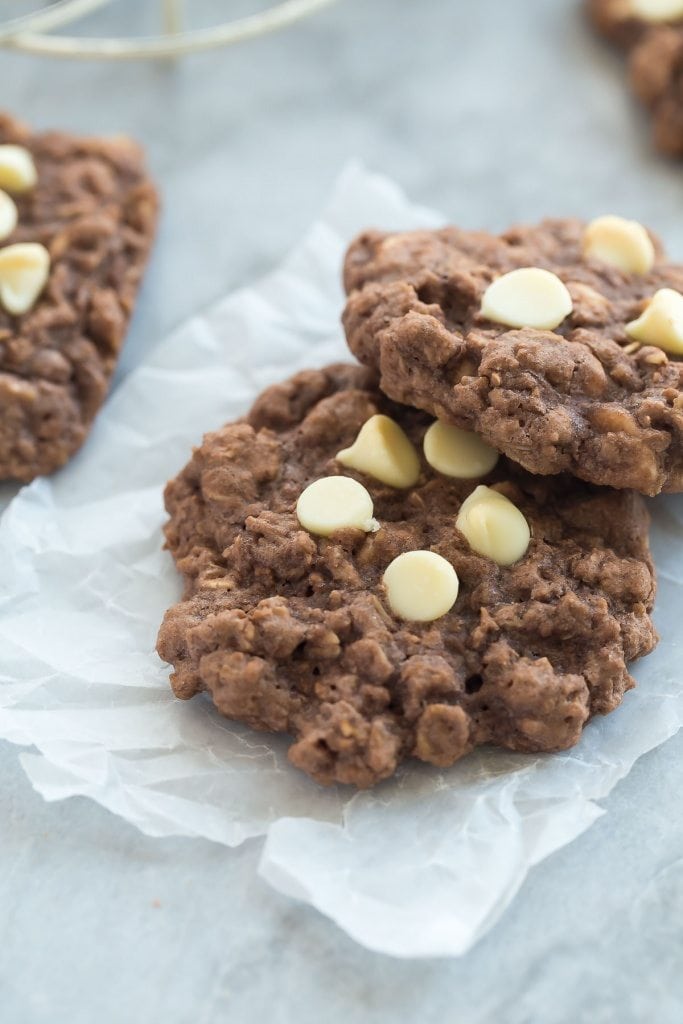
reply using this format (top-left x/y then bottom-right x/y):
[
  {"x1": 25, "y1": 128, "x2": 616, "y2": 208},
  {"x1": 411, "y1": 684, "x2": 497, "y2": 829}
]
[
  {"x1": 296, "y1": 476, "x2": 379, "y2": 536},
  {"x1": 480, "y1": 267, "x2": 573, "y2": 330},
  {"x1": 626, "y1": 288, "x2": 683, "y2": 354},
  {"x1": 630, "y1": 0, "x2": 683, "y2": 22},
  {"x1": 383, "y1": 550, "x2": 459, "y2": 622},
  {"x1": 456, "y1": 485, "x2": 530, "y2": 566},
  {"x1": 424, "y1": 420, "x2": 499, "y2": 479},
  {"x1": 583, "y1": 215, "x2": 655, "y2": 274},
  {"x1": 0, "y1": 145, "x2": 38, "y2": 193},
  {"x1": 0, "y1": 190, "x2": 18, "y2": 242},
  {"x1": 0, "y1": 242, "x2": 50, "y2": 316},
  {"x1": 336, "y1": 414, "x2": 421, "y2": 488}
]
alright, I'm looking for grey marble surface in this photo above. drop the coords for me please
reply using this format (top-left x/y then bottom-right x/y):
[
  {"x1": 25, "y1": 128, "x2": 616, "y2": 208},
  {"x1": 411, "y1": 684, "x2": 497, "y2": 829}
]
[{"x1": 2, "y1": 0, "x2": 683, "y2": 1020}]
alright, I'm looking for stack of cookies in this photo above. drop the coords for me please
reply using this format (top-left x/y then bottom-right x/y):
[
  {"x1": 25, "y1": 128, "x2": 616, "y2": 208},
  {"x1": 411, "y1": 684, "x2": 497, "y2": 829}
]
[
  {"x1": 589, "y1": 0, "x2": 683, "y2": 155},
  {"x1": 1, "y1": 122, "x2": 676, "y2": 792},
  {"x1": 156, "y1": 213, "x2": 683, "y2": 789}
]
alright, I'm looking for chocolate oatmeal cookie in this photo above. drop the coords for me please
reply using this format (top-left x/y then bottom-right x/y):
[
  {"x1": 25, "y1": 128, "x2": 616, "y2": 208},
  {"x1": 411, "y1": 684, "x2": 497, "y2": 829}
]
[
  {"x1": 588, "y1": 1, "x2": 683, "y2": 154},
  {"x1": 156, "y1": 364, "x2": 657, "y2": 789},
  {"x1": 0, "y1": 113, "x2": 158, "y2": 482},
  {"x1": 343, "y1": 218, "x2": 683, "y2": 495},
  {"x1": 629, "y1": 25, "x2": 683, "y2": 154}
]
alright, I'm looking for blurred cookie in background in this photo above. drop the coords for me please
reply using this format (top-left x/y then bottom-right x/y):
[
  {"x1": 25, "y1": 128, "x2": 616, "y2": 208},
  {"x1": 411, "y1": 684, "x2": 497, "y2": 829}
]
[{"x1": 588, "y1": 0, "x2": 683, "y2": 155}]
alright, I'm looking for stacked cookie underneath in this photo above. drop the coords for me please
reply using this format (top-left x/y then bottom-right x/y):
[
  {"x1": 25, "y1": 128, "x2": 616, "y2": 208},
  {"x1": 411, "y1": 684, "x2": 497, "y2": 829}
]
[
  {"x1": 588, "y1": 0, "x2": 683, "y2": 155},
  {"x1": 157, "y1": 212, "x2": 681, "y2": 788}
]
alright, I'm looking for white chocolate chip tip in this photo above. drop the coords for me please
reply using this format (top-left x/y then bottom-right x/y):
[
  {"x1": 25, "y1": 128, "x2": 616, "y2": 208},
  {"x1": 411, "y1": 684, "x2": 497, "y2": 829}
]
[
  {"x1": 383, "y1": 550, "x2": 459, "y2": 622},
  {"x1": 0, "y1": 190, "x2": 18, "y2": 243},
  {"x1": 582, "y1": 215, "x2": 655, "y2": 275},
  {"x1": 456, "y1": 485, "x2": 531, "y2": 567},
  {"x1": 0, "y1": 145, "x2": 38, "y2": 193},
  {"x1": 626, "y1": 288, "x2": 683, "y2": 355},
  {"x1": 423, "y1": 420, "x2": 499, "y2": 479},
  {"x1": 630, "y1": 0, "x2": 683, "y2": 22},
  {"x1": 296, "y1": 475, "x2": 379, "y2": 537},
  {"x1": 336, "y1": 414, "x2": 421, "y2": 489},
  {"x1": 0, "y1": 242, "x2": 50, "y2": 316},
  {"x1": 480, "y1": 267, "x2": 573, "y2": 331}
]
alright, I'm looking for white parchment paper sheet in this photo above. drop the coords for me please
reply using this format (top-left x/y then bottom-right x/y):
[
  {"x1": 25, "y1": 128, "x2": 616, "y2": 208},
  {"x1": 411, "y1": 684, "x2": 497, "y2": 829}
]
[{"x1": 1, "y1": 166, "x2": 683, "y2": 958}]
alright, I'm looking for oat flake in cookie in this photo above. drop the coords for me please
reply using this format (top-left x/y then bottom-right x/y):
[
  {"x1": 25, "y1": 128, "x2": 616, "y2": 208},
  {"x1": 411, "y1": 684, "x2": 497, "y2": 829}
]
[
  {"x1": 156, "y1": 364, "x2": 657, "y2": 789},
  {"x1": 0, "y1": 113, "x2": 158, "y2": 482},
  {"x1": 343, "y1": 218, "x2": 683, "y2": 495}
]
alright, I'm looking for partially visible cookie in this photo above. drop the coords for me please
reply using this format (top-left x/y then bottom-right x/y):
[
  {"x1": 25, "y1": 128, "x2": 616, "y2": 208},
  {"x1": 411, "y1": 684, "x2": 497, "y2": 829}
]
[
  {"x1": 588, "y1": 1, "x2": 683, "y2": 154},
  {"x1": 587, "y1": 0, "x2": 683, "y2": 46},
  {"x1": 156, "y1": 364, "x2": 657, "y2": 789},
  {"x1": 629, "y1": 25, "x2": 683, "y2": 154},
  {"x1": 0, "y1": 113, "x2": 158, "y2": 482},
  {"x1": 343, "y1": 218, "x2": 683, "y2": 495}
]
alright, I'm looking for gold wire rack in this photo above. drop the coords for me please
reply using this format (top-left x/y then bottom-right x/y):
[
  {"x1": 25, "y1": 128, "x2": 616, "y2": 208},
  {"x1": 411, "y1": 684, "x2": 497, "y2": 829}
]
[{"x1": 0, "y1": 0, "x2": 338, "y2": 59}]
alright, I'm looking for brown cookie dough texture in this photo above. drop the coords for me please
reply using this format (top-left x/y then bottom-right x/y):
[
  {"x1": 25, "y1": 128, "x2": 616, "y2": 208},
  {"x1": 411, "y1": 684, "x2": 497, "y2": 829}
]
[
  {"x1": 0, "y1": 113, "x2": 158, "y2": 481},
  {"x1": 342, "y1": 219, "x2": 683, "y2": 495},
  {"x1": 156, "y1": 364, "x2": 657, "y2": 789},
  {"x1": 588, "y1": 1, "x2": 683, "y2": 155}
]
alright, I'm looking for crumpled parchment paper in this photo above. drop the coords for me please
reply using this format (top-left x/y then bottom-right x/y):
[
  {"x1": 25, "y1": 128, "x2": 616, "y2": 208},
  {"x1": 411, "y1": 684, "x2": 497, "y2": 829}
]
[{"x1": 1, "y1": 165, "x2": 682, "y2": 958}]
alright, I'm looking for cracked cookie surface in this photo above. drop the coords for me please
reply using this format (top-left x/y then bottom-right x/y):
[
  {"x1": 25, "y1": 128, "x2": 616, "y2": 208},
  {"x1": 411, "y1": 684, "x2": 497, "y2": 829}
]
[
  {"x1": 0, "y1": 113, "x2": 158, "y2": 481},
  {"x1": 343, "y1": 219, "x2": 683, "y2": 495},
  {"x1": 157, "y1": 364, "x2": 657, "y2": 789}
]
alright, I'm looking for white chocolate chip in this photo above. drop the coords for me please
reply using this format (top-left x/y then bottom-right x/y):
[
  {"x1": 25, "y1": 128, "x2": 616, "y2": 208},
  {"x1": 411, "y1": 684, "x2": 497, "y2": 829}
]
[
  {"x1": 0, "y1": 145, "x2": 38, "y2": 193},
  {"x1": 582, "y1": 215, "x2": 655, "y2": 275},
  {"x1": 423, "y1": 420, "x2": 499, "y2": 479},
  {"x1": 456, "y1": 485, "x2": 531, "y2": 566},
  {"x1": 0, "y1": 190, "x2": 18, "y2": 242},
  {"x1": 630, "y1": 0, "x2": 683, "y2": 22},
  {"x1": 480, "y1": 267, "x2": 573, "y2": 330},
  {"x1": 0, "y1": 243, "x2": 50, "y2": 316},
  {"x1": 336, "y1": 414, "x2": 421, "y2": 489},
  {"x1": 383, "y1": 550, "x2": 459, "y2": 622},
  {"x1": 626, "y1": 288, "x2": 683, "y2": 355},
  {"x1": 296, "y1": 476, "x2": 378, "y2": 537}
]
